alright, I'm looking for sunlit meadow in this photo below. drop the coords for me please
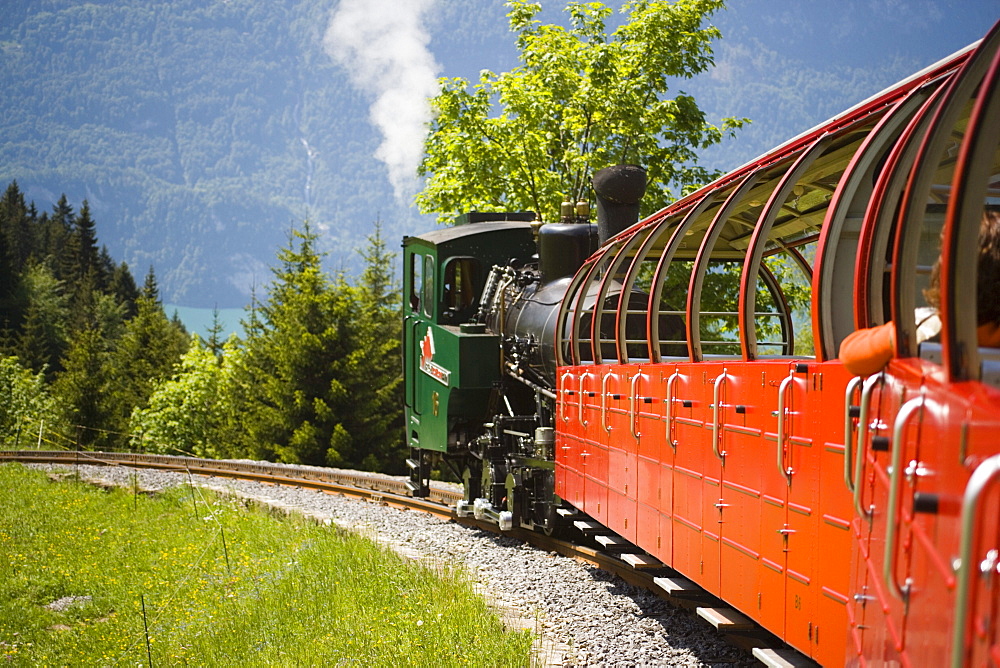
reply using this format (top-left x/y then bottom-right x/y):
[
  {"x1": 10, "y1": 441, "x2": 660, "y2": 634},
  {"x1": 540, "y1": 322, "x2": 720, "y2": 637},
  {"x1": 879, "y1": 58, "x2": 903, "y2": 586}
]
[{"x1": 0, "y1": 464, "x2": 532, "y2": 666}]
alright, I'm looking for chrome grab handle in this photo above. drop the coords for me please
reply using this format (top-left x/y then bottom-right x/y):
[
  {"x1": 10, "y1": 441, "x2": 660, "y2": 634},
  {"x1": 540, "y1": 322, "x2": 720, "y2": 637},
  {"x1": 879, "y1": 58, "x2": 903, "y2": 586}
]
[
  {"x1": 629, "y1": 373, "x2": 643, "y2": 439},
  {"x1": 844, "y1": 376, "x2": 863, "y2": 493},
  {"x1": 601, "y1": 371, "x2": 615, "y2": 432},
  {"x1": 952, "y1": 454, "x2": 1000, "y2": 668},
  {"x1": 776, "y1": 369, "x2": 795, "y2": 485},
  {"x1": 884, "y1": 396, "x2": 924, "y2": 602},
  {"x1": 560, "y1": 371, "x2": 573, "y2": 423},
  {"x1": 853, "y1": 374, "x2": 884, "y2": 519},
  {"x1": 578, "y1": 372, "x2": 593, "y2": 428},
  {"x1": 711, "y1": 369, "x2": 727, "y2": 462},
  {"x1": 665, "y1": 371, "x2": 680, "y2": 451}
]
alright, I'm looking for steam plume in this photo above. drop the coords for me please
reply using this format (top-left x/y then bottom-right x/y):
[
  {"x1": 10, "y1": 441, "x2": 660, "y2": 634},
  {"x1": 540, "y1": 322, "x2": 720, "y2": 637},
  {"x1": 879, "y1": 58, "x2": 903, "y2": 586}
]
[{"x1": 325, "y1": 0, "x2": 440, "y2": 202}]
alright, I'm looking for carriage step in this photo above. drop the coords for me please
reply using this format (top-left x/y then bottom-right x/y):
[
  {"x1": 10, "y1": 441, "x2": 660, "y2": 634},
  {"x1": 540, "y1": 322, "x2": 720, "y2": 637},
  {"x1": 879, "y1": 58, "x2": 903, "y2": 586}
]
[
  {"x1": 594, "y1": 534, "x2": 630, "y2": 551},
  {"x1": 696, "y1": 607, "x2": 754, "y2": 631},
  {"x1": 653, "y1": 576, "x2": 707, "y2": 599},
  {"x1": 573, "y1": 520, "x2": 605, "y2": 533},
  {"x1": 620, "y1": 553, "x2": 662, "y2": 569},
  {"x1": 556, "y1": 508, "x2": 579, "y2": 518},
  {"x1": 751, "y1": 648, "x2": 818, "y2": 667}
]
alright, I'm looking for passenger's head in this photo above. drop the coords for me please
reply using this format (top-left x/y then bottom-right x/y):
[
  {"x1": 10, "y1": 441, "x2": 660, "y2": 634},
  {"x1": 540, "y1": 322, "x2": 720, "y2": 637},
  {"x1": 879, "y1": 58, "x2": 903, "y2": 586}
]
[{"x1": 924, "y1": 208, "x2": 1000, "y2": 326}]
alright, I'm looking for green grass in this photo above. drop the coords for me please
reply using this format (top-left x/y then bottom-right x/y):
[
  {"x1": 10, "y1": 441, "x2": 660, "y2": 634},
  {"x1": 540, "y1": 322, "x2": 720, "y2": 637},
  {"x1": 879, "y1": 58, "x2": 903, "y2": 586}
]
[{"x1": 0, "y1": 465, "x2": 533, "y2": 666}]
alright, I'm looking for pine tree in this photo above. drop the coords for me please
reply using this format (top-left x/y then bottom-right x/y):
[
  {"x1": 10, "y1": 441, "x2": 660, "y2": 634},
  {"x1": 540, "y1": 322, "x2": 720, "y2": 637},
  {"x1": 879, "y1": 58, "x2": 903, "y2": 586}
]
[
  {"x1": 206, "y1": 306, "x2": 225, "y2": 359},
  {"x1": 110, "y1": 261, "x2": 140, "y2": 319},
  {"x1": 101, "y1": 296, "x2": 189, "y2": 449},
  {"x1": 68, "y1": 200, "x2": 101, "y2": 286},
  {"x1": 240, "y1": 222, "x2": 359, "y2": 466},
  {"x1": 349, "y1": 221, "x2": 404, "y2": 472},
  {"x1": 53, "y1": 326, "x2": 109, "y2": 449},
  {"x1": 47, "y1": 195, "x2": 75, "y2": 280},
  {"x1": 142, "y1": 266, "x2": 160, "y2": 303},
  {"x1": 16, "y1": 263, "x2": 69, "y2": 376}
]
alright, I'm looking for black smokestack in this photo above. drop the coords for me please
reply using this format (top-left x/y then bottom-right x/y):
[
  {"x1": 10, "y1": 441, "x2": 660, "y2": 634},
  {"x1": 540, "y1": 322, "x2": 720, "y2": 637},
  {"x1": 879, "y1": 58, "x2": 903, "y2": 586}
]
[{"x1": 593, "y1": 165, "x2": 647, "y2": 246}]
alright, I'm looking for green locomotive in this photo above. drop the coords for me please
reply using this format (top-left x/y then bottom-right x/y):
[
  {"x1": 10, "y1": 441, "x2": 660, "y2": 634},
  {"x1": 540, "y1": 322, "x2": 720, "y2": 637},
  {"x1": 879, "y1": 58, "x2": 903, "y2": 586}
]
[{"x1": 403, "y1": 167, "x2": 645, "y2": 533}]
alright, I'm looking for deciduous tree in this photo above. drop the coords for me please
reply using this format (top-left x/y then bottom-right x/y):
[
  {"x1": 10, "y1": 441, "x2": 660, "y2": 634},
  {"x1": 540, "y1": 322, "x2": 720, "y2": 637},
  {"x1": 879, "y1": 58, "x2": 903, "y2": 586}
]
[{"x1": 418, "y1": 0, "x2": 747, "y2": 223}]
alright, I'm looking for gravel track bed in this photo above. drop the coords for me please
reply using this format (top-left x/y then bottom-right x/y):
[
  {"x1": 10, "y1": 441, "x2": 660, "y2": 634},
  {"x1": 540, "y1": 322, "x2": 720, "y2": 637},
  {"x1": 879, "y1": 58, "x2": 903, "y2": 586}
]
[{"x1": 26, "y1": 463, "x2": 754, "y2": 667}]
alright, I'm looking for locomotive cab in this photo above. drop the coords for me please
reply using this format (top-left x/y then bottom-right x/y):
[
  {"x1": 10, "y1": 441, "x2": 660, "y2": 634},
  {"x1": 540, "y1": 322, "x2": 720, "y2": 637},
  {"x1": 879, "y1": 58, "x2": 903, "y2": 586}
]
[{"x1": 402, "y1": 214, "x2": 536, "y2": 495}]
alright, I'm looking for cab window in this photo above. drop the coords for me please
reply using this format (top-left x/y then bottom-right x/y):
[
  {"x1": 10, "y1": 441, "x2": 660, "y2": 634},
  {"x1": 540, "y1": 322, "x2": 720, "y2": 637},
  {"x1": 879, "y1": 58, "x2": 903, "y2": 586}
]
[{"x1": 422, "y1": 255, "x2": 436, "y2": 318}]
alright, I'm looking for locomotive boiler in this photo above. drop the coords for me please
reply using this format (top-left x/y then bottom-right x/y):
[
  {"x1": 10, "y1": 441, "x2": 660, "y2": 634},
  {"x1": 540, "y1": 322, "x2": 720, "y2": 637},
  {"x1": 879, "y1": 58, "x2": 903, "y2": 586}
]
[{"x1": 404, "y1": 20, "x2": 1000, "y2": 667}]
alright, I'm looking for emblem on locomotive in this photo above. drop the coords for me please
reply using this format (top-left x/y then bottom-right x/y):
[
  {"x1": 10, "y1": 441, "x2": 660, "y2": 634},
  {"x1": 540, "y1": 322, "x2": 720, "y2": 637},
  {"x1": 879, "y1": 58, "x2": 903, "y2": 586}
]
[{"x1": 419, "y1": 329, "x2": 450, "y2": 385}]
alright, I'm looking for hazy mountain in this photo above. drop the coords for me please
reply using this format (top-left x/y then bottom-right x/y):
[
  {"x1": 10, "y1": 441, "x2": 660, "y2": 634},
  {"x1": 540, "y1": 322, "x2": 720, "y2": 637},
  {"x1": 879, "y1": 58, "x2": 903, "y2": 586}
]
[{"x1": 1, "y1": 0, "x2": 995, "y2": 308}]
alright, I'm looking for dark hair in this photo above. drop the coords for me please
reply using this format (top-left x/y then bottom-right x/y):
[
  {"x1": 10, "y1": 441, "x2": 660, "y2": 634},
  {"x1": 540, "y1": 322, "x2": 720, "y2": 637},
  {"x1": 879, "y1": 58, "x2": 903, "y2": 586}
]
[{"x1": 924, "y1": 208, "x2": 1000, "y2": 326}]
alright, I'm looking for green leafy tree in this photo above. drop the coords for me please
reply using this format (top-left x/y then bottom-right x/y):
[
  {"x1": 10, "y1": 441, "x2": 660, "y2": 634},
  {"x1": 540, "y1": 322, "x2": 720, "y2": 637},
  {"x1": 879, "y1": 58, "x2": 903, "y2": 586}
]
[
  {"x1": 131, "y1": 336, "x2": 232, "y2": 458},
  {"x1": 0, "y1": 356, "x2": 66, "y2": 447},
  {"x1": 418, "y1": 0, "x2": 747, "y2": 224}
]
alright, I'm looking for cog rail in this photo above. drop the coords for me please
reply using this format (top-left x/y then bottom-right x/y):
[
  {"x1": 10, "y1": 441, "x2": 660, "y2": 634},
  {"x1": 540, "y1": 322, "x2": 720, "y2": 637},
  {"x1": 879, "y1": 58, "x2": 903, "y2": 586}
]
[{"x1": 0, "y1": 449, "x2": 462, "y2": 518}]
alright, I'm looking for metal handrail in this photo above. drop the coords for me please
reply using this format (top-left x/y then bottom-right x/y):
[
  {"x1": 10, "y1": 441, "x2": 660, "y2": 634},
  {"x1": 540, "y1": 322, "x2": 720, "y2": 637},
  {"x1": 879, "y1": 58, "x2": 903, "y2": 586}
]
[
  {"x1": 844, "y1": 376, "x2": 864, "y2": 493},
  {"x1": 776, "y1": 370, "x2": 795, "y2": 485},
  {"x1": 711, "y1": 370, "x2": 728, "y2": 462},
  {"x1": 629, "y1": 373, "x2": 644, "y2": 439},
  {"x1": 560, "y1": 371, "x2": 573, "y2": 423},
  {"x1": 601, "y1": 371, "x2": 616, "y2": 432},
  {"x1": 853, "y1": 373, "x2": 884, "y2": 519},
  {"x1": 579, "y1": 372, "x2": 594, "y2": 428},
  {"x1": 665, "y1": 371, "x2": 681, "y2": 451},
  {"x1": 951, "y1": 453, "x2": 1000, "y2": 668},
  {"x1": 883, "y1": 396, "x2": 924, "y2": 602}
]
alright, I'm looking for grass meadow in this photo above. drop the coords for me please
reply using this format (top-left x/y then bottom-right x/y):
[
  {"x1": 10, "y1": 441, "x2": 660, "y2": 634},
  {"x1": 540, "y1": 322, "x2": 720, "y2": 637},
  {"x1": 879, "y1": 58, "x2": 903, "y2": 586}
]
[{"x1": 0, "y1": 464, "x2": 533, "y2": 666}]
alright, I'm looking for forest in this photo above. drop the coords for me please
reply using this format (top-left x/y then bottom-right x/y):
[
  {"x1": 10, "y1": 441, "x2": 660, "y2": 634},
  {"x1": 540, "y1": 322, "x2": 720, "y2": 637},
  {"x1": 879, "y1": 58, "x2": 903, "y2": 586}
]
[
  {"x1": 0, "y1": 0, "x2": 515, "y2": 308},
  {"x1": 0, "y1": 181, "x2": 405, "y2": 473}
]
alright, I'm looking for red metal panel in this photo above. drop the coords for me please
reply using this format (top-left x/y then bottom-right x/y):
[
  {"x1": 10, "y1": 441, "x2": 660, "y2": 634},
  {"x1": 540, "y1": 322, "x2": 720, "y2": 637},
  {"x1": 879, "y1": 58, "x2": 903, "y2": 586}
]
[
  {"x1": 670, "y1": 367, "x2": 707, "y2": 585},
  {"x1": 811, "y1": 362, "x2": 855, "y2": 668},
  {"x1": 783, "y1": 365, "x2": 821, "y2": 659},
  {"x1": 698, "y1": 363, "x2": 727, "y2": 596},
  {"x1": 634, "y1": 368, "x2": 664, "y2": 551},
  {"x1": 902, "y1": 383, "x2": 965, "y2": 667},
  {"x1": 717, "y1": 364, "x2": 765, "y2": 619}
]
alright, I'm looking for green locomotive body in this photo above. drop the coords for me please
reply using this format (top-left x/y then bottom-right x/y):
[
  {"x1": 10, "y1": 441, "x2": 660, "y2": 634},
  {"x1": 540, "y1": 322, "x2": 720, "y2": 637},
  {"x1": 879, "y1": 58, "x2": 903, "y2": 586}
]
[{"x1": 402, "y1": 215, "x2": 536, "y2": 496}]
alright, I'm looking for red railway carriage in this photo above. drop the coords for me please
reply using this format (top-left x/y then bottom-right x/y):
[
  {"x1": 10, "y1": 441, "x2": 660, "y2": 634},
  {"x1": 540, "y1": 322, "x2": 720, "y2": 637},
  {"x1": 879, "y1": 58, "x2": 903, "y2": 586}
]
[{"x1": 553, "y1": 23, "x2": 1000, "y2": 667}]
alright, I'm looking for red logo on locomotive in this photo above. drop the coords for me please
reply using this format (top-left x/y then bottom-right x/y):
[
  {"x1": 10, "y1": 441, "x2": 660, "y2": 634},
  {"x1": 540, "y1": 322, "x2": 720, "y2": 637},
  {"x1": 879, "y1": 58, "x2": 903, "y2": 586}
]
[{"x1": 419, "y1": 329, "x2": 450, "y2": 385}]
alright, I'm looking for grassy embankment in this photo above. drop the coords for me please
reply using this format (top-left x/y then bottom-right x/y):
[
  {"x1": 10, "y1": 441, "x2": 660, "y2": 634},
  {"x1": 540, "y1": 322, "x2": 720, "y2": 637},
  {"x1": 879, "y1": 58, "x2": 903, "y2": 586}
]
[{"x1": 0, "y1": 464, "x2": 532, "y2": 666}]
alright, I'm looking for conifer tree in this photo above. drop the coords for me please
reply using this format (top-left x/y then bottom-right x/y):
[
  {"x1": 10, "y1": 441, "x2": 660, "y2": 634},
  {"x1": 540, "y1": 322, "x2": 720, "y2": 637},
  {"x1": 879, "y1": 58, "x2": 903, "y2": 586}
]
[
  {"x1": 349, "y1": 222, "x2": 404, "y2": 472},
  {"x1": 142, "y1": 266, "x2": 160, "y2": 303},
  {"x1": 206, "y1": 306, "x2": 225, "y2": 359},
  {"x1": 110, "y1": 261, "x2": 140, "y2": 319},
  {"x1": 241, "y1": 222, "x2": 359, "y2": 466},
  {"x1": 53, "y1": 327, "x2": 109, "y2": 449},
  {"x1": 101, "y1": 296, "x2": 189, "y2": 449},
  {"x1": 16, "y1": 263, "x2": 69, "y2": 376}
]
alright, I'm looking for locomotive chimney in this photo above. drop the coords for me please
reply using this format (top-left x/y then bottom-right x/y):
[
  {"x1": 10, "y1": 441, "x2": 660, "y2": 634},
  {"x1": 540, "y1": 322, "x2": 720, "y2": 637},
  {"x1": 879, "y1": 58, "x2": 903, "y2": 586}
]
[{"x1": 593, "y1": 165, "x2": 647, "y2": 246}]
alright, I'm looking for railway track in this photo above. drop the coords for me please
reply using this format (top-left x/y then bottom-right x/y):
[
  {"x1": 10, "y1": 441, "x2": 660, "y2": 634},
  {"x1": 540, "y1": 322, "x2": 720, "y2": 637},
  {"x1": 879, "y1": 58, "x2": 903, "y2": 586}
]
[{"x1": 2, "y1": 450, "x2": 814, "y2": 667}]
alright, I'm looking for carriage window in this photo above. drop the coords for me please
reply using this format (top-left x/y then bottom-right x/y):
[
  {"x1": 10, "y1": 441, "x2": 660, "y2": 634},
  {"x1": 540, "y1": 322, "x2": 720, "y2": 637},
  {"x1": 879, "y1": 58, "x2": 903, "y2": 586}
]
[
  {"x1": 409, "y1": 253, "x2": 422, "y2": 312},
  {"x1": 761, "y1": 250, "x2": 811, "y2": 356},
  {"x1": 575, "y1": 246, "x2": 620, "y2": 364},
  {"x1": 621, "y1": 219, "x2": 676, "y2": 361},
  {"x1": 558, "y1": 258, "x2": 597, "y2": 366},
  {"x1": 422, "y1": 255, "x2": 435, "y2": 318},
  {"x1": 442, "y1": 257, "x2": 478, "y2": 319},
  {"x1": 655, "y1": 259, "x2": 693, "y2": 358},
  {"x1": 594, "y1": 227, "x2": 654, "y2": 363}
]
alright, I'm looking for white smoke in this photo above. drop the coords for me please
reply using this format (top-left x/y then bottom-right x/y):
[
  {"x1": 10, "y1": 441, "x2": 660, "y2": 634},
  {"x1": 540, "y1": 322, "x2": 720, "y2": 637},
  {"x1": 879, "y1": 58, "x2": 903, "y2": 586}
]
[{"x1": 325, "y1": 0, "x2": 441, "y2": 202}]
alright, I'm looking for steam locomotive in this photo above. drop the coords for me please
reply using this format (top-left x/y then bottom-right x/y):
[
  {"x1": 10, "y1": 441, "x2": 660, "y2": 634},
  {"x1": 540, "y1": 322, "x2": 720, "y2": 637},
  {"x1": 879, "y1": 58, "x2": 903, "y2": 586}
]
[{"x1": 403, "y1": 21, "x2": 1000, "y2": 666}]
